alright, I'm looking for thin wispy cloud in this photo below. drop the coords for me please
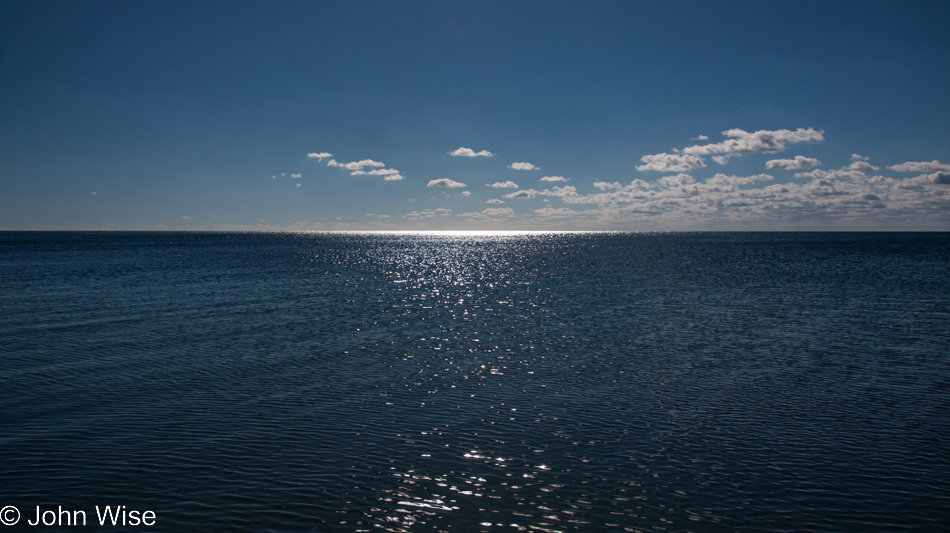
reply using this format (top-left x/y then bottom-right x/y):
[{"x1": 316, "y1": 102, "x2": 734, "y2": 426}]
[
  {"x1": 307, "y1": 152, "x2": 332, "y2": 161},
  {"x1": 451, "y1": 147, "x2": 493, "y2": 157},
  {"x1": 533, "y1": 207, "x2": 582, "y2": 218},
  {"x1": 406, "y1": 208, "x2": 453, "y2": 220},
  {"x1": 486, "y1": 199, "x2": 505, "y2": 204},
  {"x1": 482, "y1": 207, "x2": 516, "y2": 217}
]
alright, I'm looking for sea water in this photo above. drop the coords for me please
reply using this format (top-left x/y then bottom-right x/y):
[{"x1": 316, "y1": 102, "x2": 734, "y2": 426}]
[{"x1": 0, "y1": 232, "x2": 947, "y2": 532}]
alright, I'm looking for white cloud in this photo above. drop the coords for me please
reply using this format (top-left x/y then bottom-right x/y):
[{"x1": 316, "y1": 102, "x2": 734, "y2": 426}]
[
  {"x1": 489, "y1": 181, "x2": 519, "y2": 188},
  {"x1": 534, "y1": 207, "x2": 580, "y2": 218},
  {"x1": 328, "y1": 158, "x2": 386, "y2": 170},
  {"x1": 848, "y1": 161, "x2": 879, "y2": 172},
  {"x1": 482, "y1": 207, "x2": 516, "y2": 217},
  {"x1": 705, "y1": 173, "x2": 773, "y2": 187},
  {"x1": 540, "y1": 176, "x2": 568, "y2": 182},
  {"x1": 486, "y1": 199, "x2": 505, "y2": 204},
  {"x1": 899, "y1": 171, "x2": 950, "y2": 188},
  {"x1": 683, "y1": 127, "x2": 824, "y2": 157},
  {"x1": 851, "y1": 154, "x2": 871, "y2": 161},
  {"x1": 510, "y1": 162, "x2": 539, "y2": 170},
  {"x1": 657, "y1": 173, "x2": 696, "y2": 187},
  {"x1": 888, "y1": 160, "x2": 950, "y2": 172},
  {"x1": 90, "y1": 192, "x2": 97, "y2": 195},
  {"x1": 406, "y1": 208, "x2": 453, "y2": 220},
  {"x1": 692, "y1": 135, "x2": 709, "y2": 141},
  {"x1": 384, "y1": 174, "x2": 404, "y2": 181},
  {"x1": 504, "y1": 189, "x2": 537, "y2": 199},
  {"x1": 290, "y1": 173, "x2": 302, "y2": 178},
  {"x1": 636, "y1": 153, "x2": 706, "y2": 172},
  {"x1": 451, "y1": 147, "x2": 493, "y2": 157},
  {"x1": 351, "y1": 168, "x2": 401, "y2": 176},
  {"x1": 766, "y1": 156, "x2": 821, "y2": 170},
  {"x1": 295, "y1": 183, "x2": 301, "y2": 188},
  {"x1": 462, "y1": 191, "x2": 471, "y2": 197},
  {"x1": 593, "y1": 182, "x2": 623, "y2": 190},
  {"x1": 427, "y1": 178, "x2": 467, "y2": 188},
  {"x1": 344, "y1": 159, "x2": 385, "y2": 170},
  {"x1": 307, "y1": 152, "x2": 332, "y2": 161}
]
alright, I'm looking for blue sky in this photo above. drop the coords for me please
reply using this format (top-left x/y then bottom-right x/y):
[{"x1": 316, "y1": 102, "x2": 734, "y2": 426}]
[{"x1": 2, "y1": 1, "x2": 949, "y2": 231}]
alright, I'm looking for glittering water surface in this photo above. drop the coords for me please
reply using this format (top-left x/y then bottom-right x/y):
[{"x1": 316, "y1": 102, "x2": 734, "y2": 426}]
[{"x1": 1, "y1": 232, "x2": 948, "y2": 532}]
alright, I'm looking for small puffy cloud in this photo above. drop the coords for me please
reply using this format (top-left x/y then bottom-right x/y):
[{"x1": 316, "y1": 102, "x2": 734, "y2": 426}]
[
  {"x1": 290, "y1": 173, "x2": 302, "y2": 178},
  {"x1": 307, "y1": 152, "x2": 332, "y2": 161},
  {"x1": 712, "y1": 155, "x2": 732, "y2": 165},
  {"x1": 692, "y1": 135, "x2": 709, "y2": 141},
  {"x1": 344, "y1": 159, "x2": 385, "y2": 170},
  {"x1": 384, "y1": 174, "x2": 404, "y2": 181},
  {"x1": 657, "y1": 173, "x2": 696, "y2": 187},
  {"x1": 540, "y1": 176, "x2": 568, "y2": 182},
  {"x1": 504, "y1": 189, "x2": 537, "y2": 199},
  {"x1": 296, "y1": 183, "x2": 301, "y2": 187},
  {"x1": 852, "y1": 153, "x2": 871, "y2": 161},
  {"x1": 462, "y1": 191, "x2": 471, "y2": 197},
  {"x1": 486, "y1": 199, "x2": 505, "y2": 204},
  {"x1": 683, "y1": 127, "x2": 824, "y2": 156},
  {"x1": 351, "y1": 168, "x2": 401, "y2": 176},
  {"x1": 482, "y1": 207, "x2": 516, "y2": 217},
  {"x1": 593, "y1": 181, "x2": 623, "y2": 190},
  {"x1": 427, "y1": 178, "x2": 467, "y2": 188},
  {"x1": 451, "y1": 147, "x2": 493, "y2": 157},
  {"x1": 509, "y1": 162, "x2": 539, "y2": 170},
  {"x1": 637, "y1": 153, "x2": 706, "y2": 172},
  {"x1": 328, "y1": 158, "x2": 385, "y2": 170},
  {"x1": 766, "y1": 156, "x2": 821, "y2": 170},
  {"x1": 489, "y1": 181, "x2": 519, "y2": 188},
  {"x1": 848, "y1": 161, "x2": 879, "y2": 172},
  {"x1": 90, "y1": 192, "x2": 97, "y2": 195},
  {"x1": 406, "y1": 208, "x2": 453, "y2": 220},
  {"x1": 888, "y1": 160, "x2": 950, "y2": 172}
]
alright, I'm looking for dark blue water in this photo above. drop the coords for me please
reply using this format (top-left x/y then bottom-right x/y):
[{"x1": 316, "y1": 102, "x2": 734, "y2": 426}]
[{"x1": 1, "y1": 232, "x2": 948, "y2": 532}]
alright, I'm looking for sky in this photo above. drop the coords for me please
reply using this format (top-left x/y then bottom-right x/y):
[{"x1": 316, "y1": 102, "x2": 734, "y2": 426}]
[{"x1": 2, "y1": 0, "x2": 949, "y2": 231}]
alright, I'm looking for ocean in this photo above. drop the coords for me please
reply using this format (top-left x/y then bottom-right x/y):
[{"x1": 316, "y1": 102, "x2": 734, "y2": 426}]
[{"x1": 0, "y1": 231, "x2": 947, "y2": 532}]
